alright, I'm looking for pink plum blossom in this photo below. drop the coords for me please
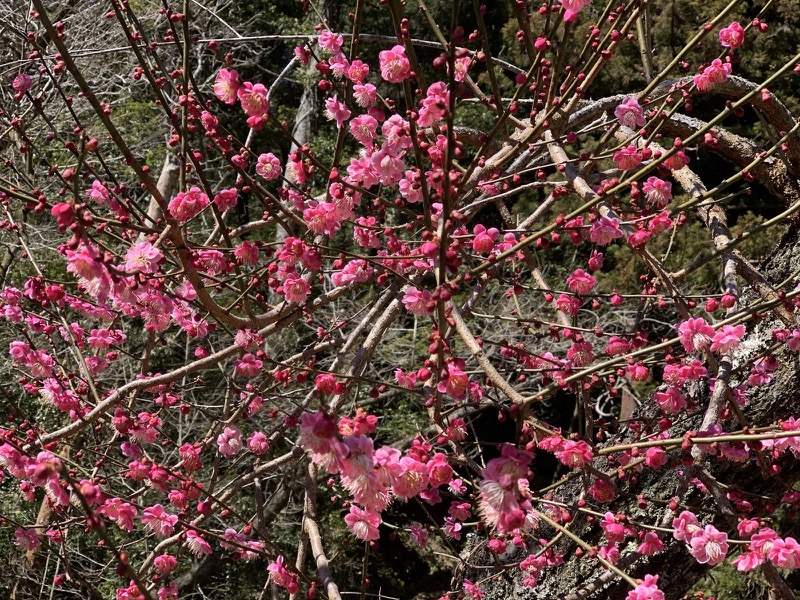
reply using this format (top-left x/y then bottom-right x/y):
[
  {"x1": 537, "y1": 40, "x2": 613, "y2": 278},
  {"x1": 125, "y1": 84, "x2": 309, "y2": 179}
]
[
  {"x1": 719, "y1": 22, "x2": 745, "y2": 49},
  {"x1": 615, "y1": 97, "x2": 646, "y2": 129},
  {"x1": 379, "y1": 45, "x2": 412, "y2": 83}
]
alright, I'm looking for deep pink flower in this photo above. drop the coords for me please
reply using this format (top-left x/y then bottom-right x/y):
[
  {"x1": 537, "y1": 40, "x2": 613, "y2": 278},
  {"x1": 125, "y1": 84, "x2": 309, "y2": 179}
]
[
  {"x1": 626, "y1": 574, "x2": 664, "y2": 600},
  {"x1": 719, "y1": 22, "x2": 745, "y2": 49},
  {"x1": 168, "y1": 186, "x2": 209, "y2": 222},
  {"x1": 710, "y1": 324, "x2": 745, "y2": 353},
  {"x1": 554, "y1": 440, "x2": 593, "y2": 469},
  {"x1": 566, "y1": 269, "x2": 596, "y2": 295},
  {"x1": 704, "y1": 59, "x2": 732, "y2": 84},
  {"x1": 613, "y1": 144, "x2": 642, "y2": 170},
  {"x1": 677, "y1": 317, "x2": 715, "y2": 353},
  {"x1": 654, "y1": 387, "x2": 686, "y2": 414},
  {"x1": 213, "y1": 68, "x2": 240, "y2": 104},
  {"x1": 13, "y1": 73, "x2": 33, "y2": 94},
  {"x1": 600, "y1": 512, "x2": 627, "y2": 543},
  {"x1": 214, "y1": 188, "x2": 238, "y2": 211}
]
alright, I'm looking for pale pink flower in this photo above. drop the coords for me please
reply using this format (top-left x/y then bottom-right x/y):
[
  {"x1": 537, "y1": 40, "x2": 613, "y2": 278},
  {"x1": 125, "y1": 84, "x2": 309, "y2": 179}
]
[
  {"x1": 615, "y1": 97, "x2": 646, "y2": 129},
  {"x1": 124, "y1": 241, "x2": 163, "y2": 274},
  {"x1": 613, "y1": 144, "x2": 642, "y2": 170},
  {"x1": 689, "y1": 525, "x2": 729, "y2": 566},
  {"x1": 566, "y1": 269, "x2": 596, "y2": 295},
  {"x1": 395, "y1": 369, "x2": 417, "y2": 390},
  {"x1": 14, "y1": 528, "x2": 40, "y2": 551},
  {"x1": 371, "y1": 144, "x2": 405, "y2": 185},
  {"x1": 349, "y1": 113, "x2": 379, "y2": 147},
  {"x1": 379, "y1": 45, "x2": 412, "y2": 83},
  {"x1": 13, "y1": 73, "x2": 33, "y2": 94},
  {"x1": 154, "y1": 553, "x2": 178, "y2": 575},
  {"x1": 268, "y1": 555, "x2": 299, "y2": 594},
  {"x1": 642, "y1": 176, "x2": 672, "y2": 208},
  {"x1": 247, "y1": 431, "x2": 270, "y2": 455},
  {"x1": 217, "y1": 427, "x2": 243, "y2": 458},
  {"x1": 437, "y1": 362, "x2": 469, "y2": 400},
  {"x1": 672, "y1": 511, "x2": 701, "y2": 542},
  {"x1": 664, "y1": 150, "x2": 690, "y2": 170},
  {"x1": 589, "y1": 216, "x2": 623, "y2": 246},
  {"x1": 282, "y1": 273, "x2": 311, "y2": 303},
  {"x1": 185, "y1": 530, "x2": 212, "y2": 557},
  {"x1": 448, "y1": 56, "x2": 471, "y2": 82},
  {"x1": 255, "y1": 153, "x2": 282, "y2": 180},
  {"x1": 235, "y1": 353, "x2": 262, "y2": 378},
  {"x1": 347, "y1": 60, "x2": 369, "y2": 83},
  {"x1": 719, "y1": 22, "x2": 745, "y2": 49},
  {"x1": 567, "y1": 342, "x2": 594, "y2": 367},
  {"x1": 237, "y1": 82, "x2": 269, "y2": 117},
  {"x1": 410, "y1": 523, "x2": 428, "y2": 547},
  {"x1": 345, "y1": 505, "x2": 381, "y2": 541},
  {"x1": 353, "y1": 82, "x2": 377, "y2": 107},
  {"x1": 213, "y1": 68, "x2": 240, "y2": 104},
  {"x1": 768, "y1": 537, "x2": 800, "y2": 569},
  {"x1": 402, "y1": 287, "x2": 433, "y2": 315},
  {"x1": 141, "y1": 504, "x2": 178, "y2": 538},
  {"x1": 328, "y1": 53, "x2": 350, "y2": 78}
]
